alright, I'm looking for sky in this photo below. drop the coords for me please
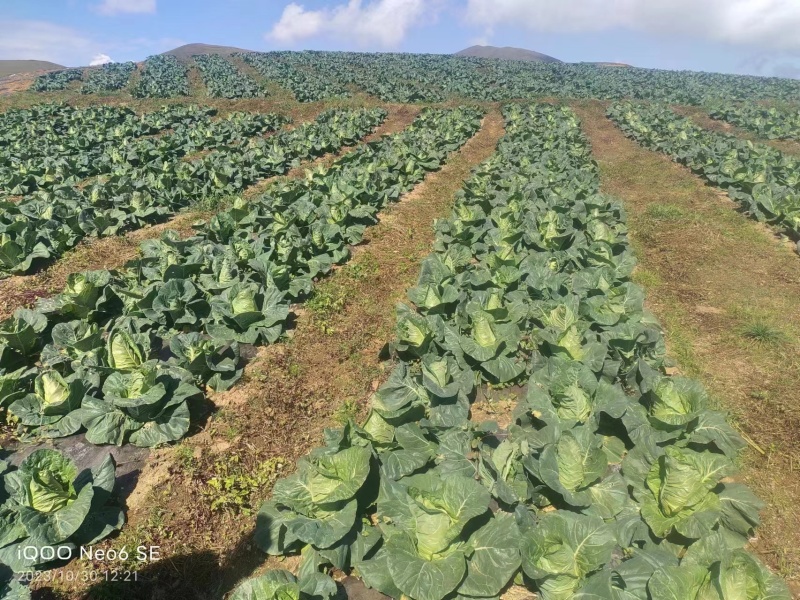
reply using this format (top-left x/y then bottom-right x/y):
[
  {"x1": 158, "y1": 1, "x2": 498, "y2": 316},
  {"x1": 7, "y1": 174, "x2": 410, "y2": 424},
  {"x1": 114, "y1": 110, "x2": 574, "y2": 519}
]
[{"x1": 1, "y1": 0, "x2": 799, "y2": 78}]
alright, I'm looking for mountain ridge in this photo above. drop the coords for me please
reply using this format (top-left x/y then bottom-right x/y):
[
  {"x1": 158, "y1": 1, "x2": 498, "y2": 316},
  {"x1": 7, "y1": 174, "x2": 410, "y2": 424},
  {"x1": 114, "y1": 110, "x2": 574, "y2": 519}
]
[
  {"x1": 0, "y1": 60, "x2": 66, "y2": 78},
  {"x1": 455, "y1": 45, "x2": 562, "y2": 63}
]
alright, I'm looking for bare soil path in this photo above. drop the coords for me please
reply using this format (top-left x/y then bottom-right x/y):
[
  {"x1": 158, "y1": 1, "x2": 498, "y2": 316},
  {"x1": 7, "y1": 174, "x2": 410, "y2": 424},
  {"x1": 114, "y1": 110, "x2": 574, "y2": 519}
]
[{"x1": 574, "y1": 100, "x2": 800, "y2": 594}]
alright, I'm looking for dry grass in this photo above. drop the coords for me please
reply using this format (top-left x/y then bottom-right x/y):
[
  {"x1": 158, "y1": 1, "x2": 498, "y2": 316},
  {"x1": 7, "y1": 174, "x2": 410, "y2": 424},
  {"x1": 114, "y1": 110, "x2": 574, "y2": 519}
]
[{"x1": 574, "y1": 99, "x2": 800, "y2": 594}]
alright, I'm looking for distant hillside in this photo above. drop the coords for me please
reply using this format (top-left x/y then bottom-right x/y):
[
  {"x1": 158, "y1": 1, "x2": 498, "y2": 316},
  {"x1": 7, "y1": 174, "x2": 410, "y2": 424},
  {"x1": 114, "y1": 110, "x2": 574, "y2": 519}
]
[
  {"x1": 455, "y1": 45, "x2": 562, "y2": 63},
  {"x1": 0, "y1": 60, "x2": 66, "y2": 78},
  {"x1": 162, "y1": 43, "x2": 255, "y2": 63}
]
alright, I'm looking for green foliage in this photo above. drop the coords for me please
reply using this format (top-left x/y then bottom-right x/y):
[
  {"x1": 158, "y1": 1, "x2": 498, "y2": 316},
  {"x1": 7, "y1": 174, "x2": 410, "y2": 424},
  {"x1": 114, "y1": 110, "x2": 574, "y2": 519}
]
[
  {"x1": 239, "y1": 53, "x2": 350, "y2": 102},
  {"x1": 0, "y1": 450, "x2": 124, "y2": 573},
  {"x1": 81, "y1": 62, "x2": 136, "y2": 94},
  {"x1": 0, "y1": 105, "x2": 291, "y2": 277},
  {"x1": 240, "y1": 50, "x2": 800, "y2": 105},
  {"x1": 193, "y1": 54, "x2": 265, "y2": 99},
  {"x1": 30, "y1": 69, "x2": 83, "y2": 92},
  {"x1": 132, "y1": 54, "x2": 189, "y2": 98},
  {"x1": 247, "y1": 105, "x2": 789, "y2": 600},
  {"x1": 709, "y1": 102, "x2": 800, "y2": 140},
  {"x1": 609, "y1": 102, "x2": 800, "y2": 240}
]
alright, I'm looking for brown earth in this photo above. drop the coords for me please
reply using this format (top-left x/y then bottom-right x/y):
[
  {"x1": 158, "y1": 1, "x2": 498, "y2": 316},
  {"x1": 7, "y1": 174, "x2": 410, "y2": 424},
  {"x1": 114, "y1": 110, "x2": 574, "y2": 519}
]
[{"x1": 573, "y1": 100, "x2": 800, "y2": 594}]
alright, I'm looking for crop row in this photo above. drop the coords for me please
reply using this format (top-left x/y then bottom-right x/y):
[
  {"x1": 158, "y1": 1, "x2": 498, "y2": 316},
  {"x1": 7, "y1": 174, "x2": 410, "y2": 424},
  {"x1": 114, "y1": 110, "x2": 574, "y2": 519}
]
[
  {"x1": 0, "y1": 106, "x2": 399, "y2": 277},
  {"x1": 229, "y1": 104, "x2": 789, "y2": 600},
  {"x1": 0, "y1": 107, "x2": 477, "y2": 448},
  {"x1": 132, "y1": 55, "x2": 189, "y2": 98},
  {"x1": 608, "y1": 102, "x2": 800, "y2": 241},
  {"x1": 708, "y1": 102, "x2": 800, "y2": 140},
  {"x1": 1, "y1": 104, "x2": 213, "y2": 197},
  {"x1": 81, "y1": 62, "x2": 136, "y2": 95},
  {"x1": 193, "y1": 54, "x2": 265, "y2": 99},
  {"x1": 0, "y1": 107, "x2": 481, "y2": 582},
  {"x1": 0, "y1": 109, "x2": 285, "y2": 276},
  {"x1": 238, "y1": 53, "x2": 350, "y2": 103},
  {"x1": 30, "y1": 69, "x2": 84, "y2": 92}
]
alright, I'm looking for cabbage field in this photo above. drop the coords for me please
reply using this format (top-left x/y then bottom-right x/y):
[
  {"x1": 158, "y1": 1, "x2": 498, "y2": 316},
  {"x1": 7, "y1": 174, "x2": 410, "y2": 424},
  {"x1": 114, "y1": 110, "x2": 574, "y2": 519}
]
[{"x1": 1, "y1": 51, "x2": 799, "y2": 600}]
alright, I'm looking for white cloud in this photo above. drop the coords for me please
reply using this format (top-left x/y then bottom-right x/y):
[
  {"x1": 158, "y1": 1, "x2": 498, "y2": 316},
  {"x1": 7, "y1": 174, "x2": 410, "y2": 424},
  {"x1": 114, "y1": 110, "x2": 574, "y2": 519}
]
[
  {"x1": 464, "y1": 0, "x2": 800, "y2": 51},
  {"x1": 96, "y1": 0, "x2": 156, "y2": 16},
  {"x1": 268, "y1": 0, "x2": 434, "y2": 48},
  {"x1": 0, "y1": 19, "x2": 180, "y2": 67},
  {"x1": 0, "y1": 20, "x2": 95, "y2": 65},
  {"x1": 90, "y1": 53, "x2": 114, "y2": 65}
]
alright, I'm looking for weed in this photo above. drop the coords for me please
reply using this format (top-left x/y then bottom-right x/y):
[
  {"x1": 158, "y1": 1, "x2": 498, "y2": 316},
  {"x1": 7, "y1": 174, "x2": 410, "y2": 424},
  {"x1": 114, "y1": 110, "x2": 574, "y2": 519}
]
[
  {"x1": 191, "y1": 193, "x2": 238, "y2": 212},
  {"x1": 287, "y1": 361, "x2": 303, "y2": 378},
  {"x1": 307, "y1": 284, "x2": 349, "y2": 334},
  {"x1": 333, "y1": 398, "x2": 360, "y2": 425},
  {"x1": 346, "y1": 253, "x2": 379, "y2": 281},
  {"x1": 740, "y1": 321, "x2": 787, "y2": 346},
  {"x1": 203, "y1": 453, "x2": 285, "y2": 514},
  {"x1": 174, "y1": 443, "x2": 197, "y2": 476}
]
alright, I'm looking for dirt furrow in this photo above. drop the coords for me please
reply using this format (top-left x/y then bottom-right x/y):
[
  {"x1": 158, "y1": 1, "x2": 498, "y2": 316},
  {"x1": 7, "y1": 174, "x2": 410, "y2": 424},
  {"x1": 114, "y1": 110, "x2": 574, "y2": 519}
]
[
  {"x1": 42, "y1": 109, "x2": 505, "y2": 600},
  {"x1": 574, "y1": 100, "x2": 800, "y2": 593}
]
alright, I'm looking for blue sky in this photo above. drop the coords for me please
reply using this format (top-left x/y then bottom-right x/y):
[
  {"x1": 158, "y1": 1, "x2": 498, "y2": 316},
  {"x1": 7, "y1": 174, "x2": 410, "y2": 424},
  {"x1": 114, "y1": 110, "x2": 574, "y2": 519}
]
[{"x1": 1, "y1": 0, "x2": 799, "y2": 78}]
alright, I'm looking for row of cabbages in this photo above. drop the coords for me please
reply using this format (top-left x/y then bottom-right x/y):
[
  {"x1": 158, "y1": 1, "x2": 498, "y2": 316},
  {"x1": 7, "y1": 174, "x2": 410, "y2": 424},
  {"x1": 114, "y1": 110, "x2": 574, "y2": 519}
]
[
  {"x1": 238, "y1": 53, "x2": 351, "y2": 103},
  {"x1": 608, "y1": 102, "x2": 800, "y2": 243},
  {"x1": 708, "y1": 101, "x2": 800, "y2": 140},
  {"x1": 193, "y1": 54, "x2": 266, "y2": 99},
  {"x1": 0, "y1": 107, "x2": 480, "y2": 446},
  {"x1": 30, "y1": 69, "x2": 84, "y2": 92},
  {"x1": 0, "y1": 107, "x2": 394, "y2": 277},
  {"x1": 81, "y1": 62, "x2": 137, "y2": 95},
  {"x1": 132, "y1": 55, "x2": 188, "y2": 98},
  {"x1": 231, "y1": 104, "x2": 789, "y2": 600},
  {"x1": 1, "y1": 103, "x2": 210, "y2": 196},
  {"x1": 0, "y1": 106, "x2": 483, "y2": 597}
]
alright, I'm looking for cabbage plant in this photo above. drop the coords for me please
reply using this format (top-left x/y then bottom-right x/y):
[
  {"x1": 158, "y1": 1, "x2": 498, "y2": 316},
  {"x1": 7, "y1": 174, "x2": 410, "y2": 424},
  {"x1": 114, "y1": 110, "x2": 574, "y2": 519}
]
[{"x1": 0, "y1": 450, "x2": 123, "y2": 573}]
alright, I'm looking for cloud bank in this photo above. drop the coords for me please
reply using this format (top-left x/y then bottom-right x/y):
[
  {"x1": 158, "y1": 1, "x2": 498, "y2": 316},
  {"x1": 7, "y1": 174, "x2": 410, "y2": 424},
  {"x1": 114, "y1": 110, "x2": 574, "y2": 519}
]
[
  {"x1": 268, "y1": 0, "x2": 432, "y2": 48},
  {"x1": 0, "y1": 20, "x2": 94, "y2": 65},
  {"x1": 464, "y1": 0, "x2": 800, "y2": 51},
  {"x1": 90, "y1": 53, "x2": 114, "y2": 65},
  {"x1": 96, "y1": 0, "x2": 156, "y2": 16}
]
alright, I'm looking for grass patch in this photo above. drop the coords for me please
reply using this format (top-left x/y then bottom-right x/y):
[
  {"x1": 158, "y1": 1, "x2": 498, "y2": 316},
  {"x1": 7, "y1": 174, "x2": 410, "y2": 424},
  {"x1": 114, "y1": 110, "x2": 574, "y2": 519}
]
[
  {"x1": 644, "y1": 203, "x2": 686, "y2": 221},
  {"x1": 632, "y1": 267, "x2": 662, "y2": 288},
  {"x1": 654, "y1": 298, "x2": 703, "y2": 377},
  {"x1": 739, "y1": 321, "x2": 788, "y2": 346}
]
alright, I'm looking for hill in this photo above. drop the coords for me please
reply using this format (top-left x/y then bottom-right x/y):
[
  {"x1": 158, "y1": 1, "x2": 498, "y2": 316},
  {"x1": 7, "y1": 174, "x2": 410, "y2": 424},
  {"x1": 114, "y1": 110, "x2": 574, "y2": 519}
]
[
  {"x1": 161, "y1": 43, "x2": 255, "y2": 63},
  {"x1": 0, "y1": 60, "x2": 66, "y2": 78},
  {"x1": 455, "y1": 45, "x2": 562, "y2": 63}
]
